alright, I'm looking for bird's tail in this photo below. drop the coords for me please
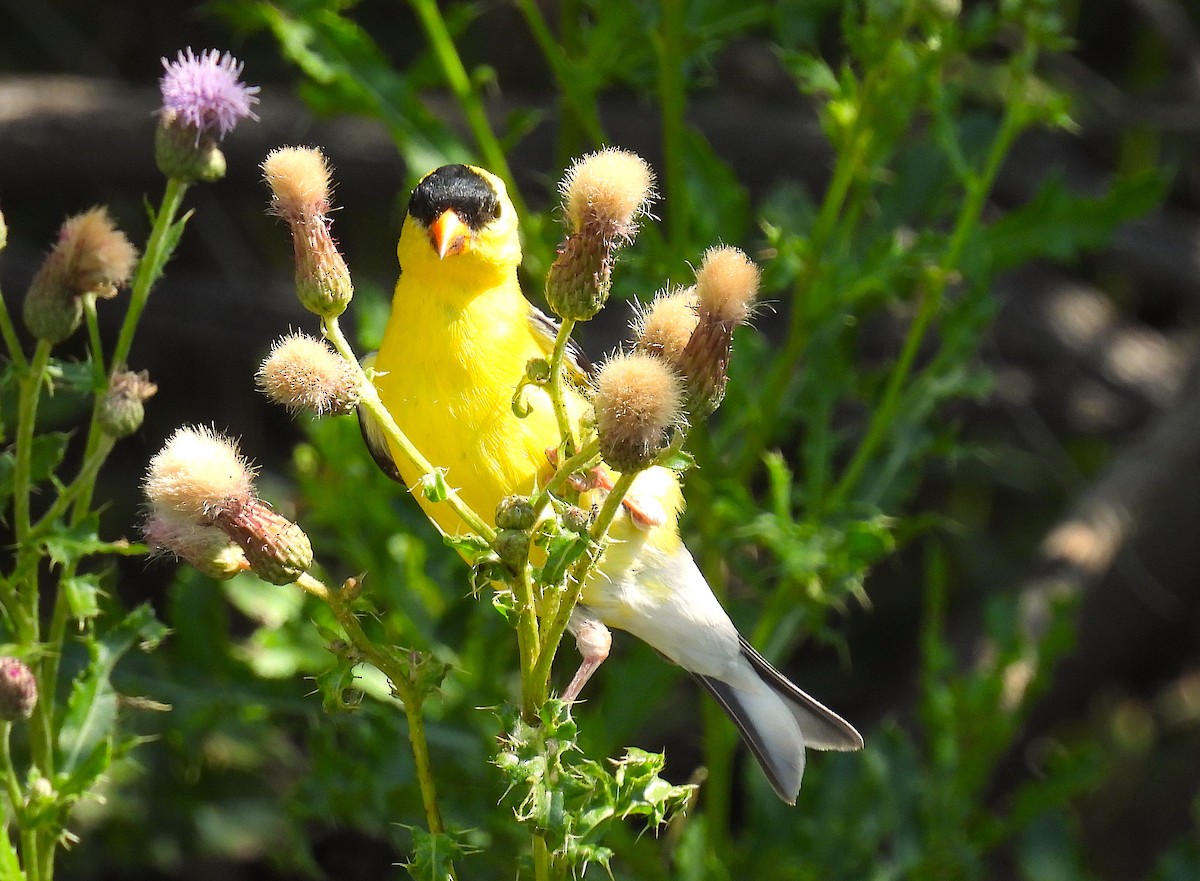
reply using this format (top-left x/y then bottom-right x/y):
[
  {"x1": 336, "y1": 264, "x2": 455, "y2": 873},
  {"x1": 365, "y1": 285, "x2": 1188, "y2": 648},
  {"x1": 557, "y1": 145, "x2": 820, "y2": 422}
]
[{"x1": 693, "y1": 638, "x2": 863, "y2": 804}]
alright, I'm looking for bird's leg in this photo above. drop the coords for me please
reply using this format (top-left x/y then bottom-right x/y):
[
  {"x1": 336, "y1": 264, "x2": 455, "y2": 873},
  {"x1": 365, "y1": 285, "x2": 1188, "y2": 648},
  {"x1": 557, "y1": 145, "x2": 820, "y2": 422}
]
[{"x1": 561, "y1": 606, "x2": 612, "y2": 703}]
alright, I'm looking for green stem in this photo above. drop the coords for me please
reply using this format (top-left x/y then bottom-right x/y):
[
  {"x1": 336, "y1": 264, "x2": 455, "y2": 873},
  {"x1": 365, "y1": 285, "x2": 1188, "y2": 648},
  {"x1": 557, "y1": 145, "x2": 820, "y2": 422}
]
[
  {"x1": 513, "y1": 0, "x2": 606, "y2": 156},
  {"x1": 81, "y1": 295, "x2": 106, "y2": 392},
  {"x1": 514, "y1": 560, "x2": 542, "y2": 719},
  {"x1": 0, "y1": 284, "x2": 27, "y2": 372},
  {"x1": 305, "y1": 573, "x2": 452, "y2": 871},
  {"x1": 110, "y1": 177, "x2": 188, "y2": 373},
  {"x1": 530, "y1": 471, "x2": 637, "y2": 698},
  {"x1": 547, "y1": 318, "x2": 578, "y2": 457},
  {"x1": 0, "y1": 724, "x2": 24, "y2": 823},
  {"x1": 529, "y1": 438, "x2": 600, "y2": 515},
  {"x1": 13, "y1": 342, "x2": 51, "y2": 546},
  {"x1": 20, "y1": 829, "x2": 40, "y2": 881},
  {"x1": 407, "y1": 0, "x2": 525, "y2": 219},
  {"x1": 533, "y1": 834, "x2": 552, "y2": 881},
  {"x1": 655, "y1": 0, "x2": 688, "y2": 258},
  {"x1": 323, "y1": 318, "x2": 495, "y2": 542},
  {"x1": 823, "y1": 79, "x2": 1029, "y2": 512}
]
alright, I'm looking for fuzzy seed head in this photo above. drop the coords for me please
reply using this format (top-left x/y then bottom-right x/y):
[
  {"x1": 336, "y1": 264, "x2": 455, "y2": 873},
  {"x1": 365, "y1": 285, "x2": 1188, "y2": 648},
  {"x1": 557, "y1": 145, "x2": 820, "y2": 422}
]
[
  {"x1": 635, "y1": 286, "x2": 699, "y2": 367},
  {"x1": 694, "y1": 245, "x2": 760, "y2": 329},
  {"x1": 560, "y1": 148, "x2": 656, "y2": 243},
  {"x1": 263, "y1": 151, "x2": 353, "y2": 318},
  {"x1": 263, "y1": 147, "x2": 332, "y2": 222},
  {"x1": 594, "y1": 351, "x2": 683, "y2": 472},
  {"x1": 257, "y1": 332, "x2": 359, "y2": 416},
  {"x1": 57, "y1": 207, "x2": 139, "y2": 293},
  {"x1": 144, "y1": 512, "x2": 248, "y2": 580},
  {"x1": 144, "y1": 426, "x2": 255, "y2": 520}
]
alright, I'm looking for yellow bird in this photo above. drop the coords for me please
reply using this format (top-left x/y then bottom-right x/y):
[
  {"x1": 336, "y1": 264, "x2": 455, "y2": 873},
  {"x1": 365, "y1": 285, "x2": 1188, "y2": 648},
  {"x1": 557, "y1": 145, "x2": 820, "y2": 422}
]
[{"x1": 365, "y1": 163, "x2": 862, "y2": 803}]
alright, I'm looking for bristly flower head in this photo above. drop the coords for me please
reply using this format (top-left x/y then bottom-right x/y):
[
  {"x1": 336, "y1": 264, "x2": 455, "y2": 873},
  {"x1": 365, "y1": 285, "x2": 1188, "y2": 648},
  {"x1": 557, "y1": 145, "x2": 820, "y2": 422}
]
[
  {"x1": 593, "y1": 351, "x2": 684, "y2": 473},
  {"x1": 159, "y1": 48, "x2": 259, "y2": 142},
  {"x1": 257, "y1": 332, "x2": 359, "y2": 416},
  {"x1": 544, "y1": 149, "x2": 656, "y2": 322},
  {"x1": 157, "y1": 48, "x2": 258, "y2": 182},
  {"x1": 635, "y1": 285, "x2": 699, "y2": 367},
  {"x1": 262, "y1": 147, "x2": 354, "y2": 318},
  {"x1": 144, "y1": 426, "x2": 255, "y2": 521},
  {"x1": 143, "y1": 511, "x2": 248, "y2": 581},
  {"x1": 677, "y1": 245, "x2": 760, "y2": 418},
  {"x1": 143, "y1": 426, "x2": 313, "y2": 585},
  {"x1": 23, "y1": 207, "x2": 138, "y2": 344},
  {"x1": 561, "y1": 148, "x2": 656, "y2": 243}
]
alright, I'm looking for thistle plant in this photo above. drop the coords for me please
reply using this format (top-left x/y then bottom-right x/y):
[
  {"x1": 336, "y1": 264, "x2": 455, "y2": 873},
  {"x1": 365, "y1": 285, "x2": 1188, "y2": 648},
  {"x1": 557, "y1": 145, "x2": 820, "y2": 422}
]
[
  {"x1": 0, "y1": 47, "x2": 257, "y2": 881},
  {"x1": 124, "y1": 140, "x2": 772, "y2": 879}
]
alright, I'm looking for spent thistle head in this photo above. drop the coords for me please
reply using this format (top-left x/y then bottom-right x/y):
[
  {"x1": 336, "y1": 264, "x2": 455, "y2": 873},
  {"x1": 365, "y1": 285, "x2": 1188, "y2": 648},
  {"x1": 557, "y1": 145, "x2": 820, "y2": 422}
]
[
  {"x1": 23, "y1": 207, "x2": 138, "y2": 344},
  {"x1": 593, "y1": 351, "x2": 684, "y2": 473},
  {"x1": 678, "y1": 246, "x2": 760, "y2": 418},
  {"x1": 257, "y1": 332, "x2": 359, "y2": 416},
  {"x1": 262, "y1": 147, "x2": 354, "y2": 317},
  {"x1": 545, "y1": 149, "x2": 656, "y2": 322},
  {"x1": 100, "y1": 370, "x2": 158, "y2": 439}
]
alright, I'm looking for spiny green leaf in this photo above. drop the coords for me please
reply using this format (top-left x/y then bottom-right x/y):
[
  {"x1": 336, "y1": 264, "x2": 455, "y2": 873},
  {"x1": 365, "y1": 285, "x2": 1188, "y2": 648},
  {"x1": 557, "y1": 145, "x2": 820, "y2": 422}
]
[
  {"x1": 41, "y1": 516, "x2": 142, "y2": 568},
  {"x1": 0, "y1": 432, "x2": 70, "y2": 503},
  {"x1": 403, "y1": 827, "x2": 476, "y2": 881},
  {"x1": 58, "y1": 604, "x2": 167, "y2": 774},
  {"x1": 977, "y1": 170, "x2": 1165, "y2": 273},
  {"x1": 61, "y1": 572, "x2": 104, "y2": 622},
  {"x1": 419, "y1": 468, "x2": 450, "y2": 503}
]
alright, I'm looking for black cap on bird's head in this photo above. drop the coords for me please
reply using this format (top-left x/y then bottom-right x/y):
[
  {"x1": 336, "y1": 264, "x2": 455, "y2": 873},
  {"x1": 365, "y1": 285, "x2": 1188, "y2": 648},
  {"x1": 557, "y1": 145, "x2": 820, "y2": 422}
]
[{"x1": 407, "y1": 164, "x2": 504, "y2": 260}]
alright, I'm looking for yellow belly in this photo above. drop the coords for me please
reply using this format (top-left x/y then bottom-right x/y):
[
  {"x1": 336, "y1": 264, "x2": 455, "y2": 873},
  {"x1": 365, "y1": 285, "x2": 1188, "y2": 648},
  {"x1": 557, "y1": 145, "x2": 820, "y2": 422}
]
[{"x1": 373, "y1": 282, "x2": 565, "y2": 536}]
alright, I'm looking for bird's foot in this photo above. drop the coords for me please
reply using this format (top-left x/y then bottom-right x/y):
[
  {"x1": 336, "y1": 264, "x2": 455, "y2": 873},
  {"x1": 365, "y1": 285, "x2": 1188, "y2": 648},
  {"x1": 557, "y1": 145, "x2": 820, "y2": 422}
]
[{"x1": 561, "y1": 607, "x2": 612, "y2": 704}]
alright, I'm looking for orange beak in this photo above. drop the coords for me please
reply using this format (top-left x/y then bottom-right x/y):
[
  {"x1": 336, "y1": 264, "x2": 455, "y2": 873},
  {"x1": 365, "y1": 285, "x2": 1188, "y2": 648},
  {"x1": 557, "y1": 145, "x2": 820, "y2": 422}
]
[{"x1": 429, "y1": 209, "x2": 471, "y2": 259}]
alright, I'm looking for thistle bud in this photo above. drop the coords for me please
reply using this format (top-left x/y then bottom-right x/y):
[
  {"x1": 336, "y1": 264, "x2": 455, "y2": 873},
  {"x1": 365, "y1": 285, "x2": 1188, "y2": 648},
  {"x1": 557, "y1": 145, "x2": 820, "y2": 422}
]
[
  {"x1": 143, "y1": 426, "x2": 255, "y2": 521},
  {"x1": 562, "y1": 505, "x2": 592, "y2": 535},
  {"x1": 100, "y1": 370, "x2": 158, "y2": 438},
  {"x1": 545, "y1": 149, "x2": 655, "y2": 322},
  {"x1": 263, "y1": 147, "x2": 354, "y2": 318},
  {"x1": 23, "y1": 207, "x2": 138, "y2": 344},
  {"x1": 496, "y1": 495, "x2": 537, "y2": 531},
  {"x1": 155, "y1": 115, "x2": 227, "y2": 182},
  {"x1": 211, "y1": 501, "x2": 314, "y2": 586},
  {"x1": 0, "y1": 657, "x2": 37, "y2": 722},
  {"x1": 677, "y1": 246, "x2": 760, "y2": 418},
  {"x1": 143, "y1": 512, "x2": 248, "y2": 580},
  {"x1": 635, "y1": 286, "x2": 699, "y2": 367},
  {"x1": 493, "y1": 528, "x2": 531, "y2": 573},
  {"x1": 593, "y1": 351, "x2": 684, "y2": 473},
  {"x1": 257, "y1": 332, "x2": 359, "y2": 416}
]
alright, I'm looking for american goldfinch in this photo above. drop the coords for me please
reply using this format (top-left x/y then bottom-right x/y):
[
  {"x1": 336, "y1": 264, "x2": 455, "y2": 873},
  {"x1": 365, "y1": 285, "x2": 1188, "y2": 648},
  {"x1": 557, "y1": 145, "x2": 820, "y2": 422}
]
[{"x1": 364, "y1": 163, "x2": 862, "y2": 803}]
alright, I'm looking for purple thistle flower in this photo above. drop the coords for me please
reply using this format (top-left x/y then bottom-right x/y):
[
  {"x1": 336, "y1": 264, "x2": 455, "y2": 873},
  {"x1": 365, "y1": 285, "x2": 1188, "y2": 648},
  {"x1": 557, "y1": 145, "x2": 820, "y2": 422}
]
[{"x1": 159, "y1": 48, "x2": 260, "y2": 141}]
